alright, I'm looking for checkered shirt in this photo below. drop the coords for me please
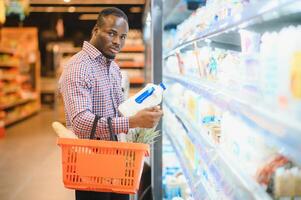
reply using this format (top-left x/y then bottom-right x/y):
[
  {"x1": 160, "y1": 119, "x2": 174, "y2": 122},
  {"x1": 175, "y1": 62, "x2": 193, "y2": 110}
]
[{"x1": 59, "y1": 41, "x2": 129, "y2": 140}]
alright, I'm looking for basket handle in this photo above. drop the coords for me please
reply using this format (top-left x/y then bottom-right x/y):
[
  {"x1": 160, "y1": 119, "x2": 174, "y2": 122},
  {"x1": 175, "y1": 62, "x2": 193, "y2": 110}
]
[
  {"x1": 107, "y1": 117, "x2": 118, "y2": 141},
  {"x1": 89, "y1": 115, "x2": 117, "y2": 141}
]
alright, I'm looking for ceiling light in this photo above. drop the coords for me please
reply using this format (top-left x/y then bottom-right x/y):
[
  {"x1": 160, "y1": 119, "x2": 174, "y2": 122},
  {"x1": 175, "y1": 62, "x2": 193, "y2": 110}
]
[
  {"x1": 30, "y1": 0, "x2": 144, "y2": 4},
  {"x1": 46, "y1": 7, "x2": 53, "y2": 12},
  {"x1": 68, "y1": 6, "x2": 76, "y2": 13},
  {"x1": 30, "y1": 6, "x2": 104, "y2": 13}
]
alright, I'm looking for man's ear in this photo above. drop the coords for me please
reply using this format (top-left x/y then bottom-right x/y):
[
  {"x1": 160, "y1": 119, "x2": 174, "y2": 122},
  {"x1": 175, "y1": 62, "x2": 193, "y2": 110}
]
[{"x1": 92, "y1": 25, "x2": 99, "y2": 35}]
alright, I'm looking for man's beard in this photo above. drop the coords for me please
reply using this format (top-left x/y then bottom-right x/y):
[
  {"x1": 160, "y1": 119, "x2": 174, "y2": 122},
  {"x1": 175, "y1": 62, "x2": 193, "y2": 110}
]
[{"x1": 101, "y1": 50, "x2": 116, "y2": 60}]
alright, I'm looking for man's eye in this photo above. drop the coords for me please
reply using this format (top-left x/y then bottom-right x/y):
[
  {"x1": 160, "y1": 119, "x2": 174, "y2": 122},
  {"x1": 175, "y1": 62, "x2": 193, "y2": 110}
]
[
  {"x1": 121, "y1": 35, "x2": 126, "y2": 40},
  {"x1": 109, "y1": 32, "x2": 114, "y2": 37}
]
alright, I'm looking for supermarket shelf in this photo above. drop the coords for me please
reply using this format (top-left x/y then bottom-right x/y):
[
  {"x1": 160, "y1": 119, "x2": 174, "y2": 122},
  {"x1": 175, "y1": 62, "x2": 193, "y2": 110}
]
[
  {"x1": 58, "y1": 47, "x2": 81, "y2": 54},
  {"x1": 0, "y1": 98, "x2": 35, "y2": 110},
  {"x1": 0, "y1": 61, "x2": 19, "y2": 68},
  {"x1": 164, "y1": 100, "x2": 272, "y2": 200},
  {"x1": 5, "y1": 108, "x2": 39, "y2": 126},
  {"x1": 122, "y1": 46, "x2": 145, "y2": 52},
  {"x1": 130, "y1": 77, "x2": 145, "y2": 84},
  {"x1": 1, "y1": 76, "x2": 17, "y2": 81},
  {"x1": 164, "y1": 74, "x2": 301, "y2": 165},
  {"x1": 163, "y1": 0, "x2": 301, "y2": 58},
  {"x1": 164, "y1": 101, "x2": 214, "y2": 150},
  {"x1": 163, "y1": 0, "x2": 193, "y2": 27},
  {"x1": 0, "y1": 46, "x2": 17, "y2": 55},
  {"x1": 163, "y1": 128, "x2": 207, "y2": 200},
  {"x1": 2, "y1": 87, "x2": 19, "y2": 94},
  {"x1": 117, "y1": 61, "x2": 144, "y2": 68}
]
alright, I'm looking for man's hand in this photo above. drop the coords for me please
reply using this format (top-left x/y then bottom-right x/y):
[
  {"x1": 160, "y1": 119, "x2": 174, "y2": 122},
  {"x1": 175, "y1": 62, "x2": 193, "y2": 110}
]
[{"x1": 129, "y1": 106, "x2": 163, "y2": 128}]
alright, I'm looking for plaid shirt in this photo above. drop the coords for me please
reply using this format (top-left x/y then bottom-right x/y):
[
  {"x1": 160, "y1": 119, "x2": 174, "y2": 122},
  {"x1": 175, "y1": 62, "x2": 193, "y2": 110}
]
[{"x1": 59, "y1": 41, "x2": 129, "y2": 140}]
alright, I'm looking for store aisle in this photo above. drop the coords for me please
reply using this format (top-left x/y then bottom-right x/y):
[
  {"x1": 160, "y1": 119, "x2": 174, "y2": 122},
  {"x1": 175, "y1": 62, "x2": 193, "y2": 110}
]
[{"x1": 0, "y1": 109, "x2": 74, "y2": 200}]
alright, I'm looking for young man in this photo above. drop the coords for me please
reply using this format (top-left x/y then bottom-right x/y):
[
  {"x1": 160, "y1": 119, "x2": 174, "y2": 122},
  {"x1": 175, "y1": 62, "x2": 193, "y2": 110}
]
[{"x1": 59, "y1": 7, "x2": 163, "y2": 200}]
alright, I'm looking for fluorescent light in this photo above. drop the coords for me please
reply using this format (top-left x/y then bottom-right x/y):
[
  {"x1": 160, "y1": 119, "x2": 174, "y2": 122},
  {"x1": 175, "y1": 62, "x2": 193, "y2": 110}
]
[
  {"x1": 68, "y1": 6, "x2": 76, "y2": 13},
  {"x1": 46, "y1": 7, "x2": 53, "y2": 12},
  {"x1": 30, "y1": 6, "x2": 105, "y2": 13},
  {"x1": 30, "y1": 0, "x2": 145, "y2": 5},
  {"x1": 64, "y1": 0, "x2": 71, "y2": 2}
]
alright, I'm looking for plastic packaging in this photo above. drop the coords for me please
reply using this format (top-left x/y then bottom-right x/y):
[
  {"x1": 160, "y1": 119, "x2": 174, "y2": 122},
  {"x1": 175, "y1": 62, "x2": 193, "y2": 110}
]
[{"x1": 118, "y1": 82, "x2": 166, "y2": 117}]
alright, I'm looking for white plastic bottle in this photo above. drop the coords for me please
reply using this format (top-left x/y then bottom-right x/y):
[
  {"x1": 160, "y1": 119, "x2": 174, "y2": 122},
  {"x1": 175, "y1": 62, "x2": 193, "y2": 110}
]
[{"x1": 118, "y1": 82, "x2": 166, "y2": 117}]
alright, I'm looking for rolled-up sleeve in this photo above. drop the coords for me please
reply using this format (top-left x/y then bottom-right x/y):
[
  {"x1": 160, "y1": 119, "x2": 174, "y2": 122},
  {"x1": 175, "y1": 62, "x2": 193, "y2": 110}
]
[{"x1": 59, "y1": 63, "x2": 129, "y2": 139}]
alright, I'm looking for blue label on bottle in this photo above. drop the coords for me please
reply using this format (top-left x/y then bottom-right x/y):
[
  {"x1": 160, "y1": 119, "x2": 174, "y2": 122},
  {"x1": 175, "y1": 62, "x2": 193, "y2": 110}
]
[{"x1": 135, "y1": 87, "x2": 155, "y2": 104}]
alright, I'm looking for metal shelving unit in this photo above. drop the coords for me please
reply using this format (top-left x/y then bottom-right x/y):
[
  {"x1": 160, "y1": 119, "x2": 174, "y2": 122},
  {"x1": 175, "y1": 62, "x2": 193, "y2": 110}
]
[
  {"x1": 143, "y1": 0, "x2": 163, "y2": 199},
  {"x1": 164, "y1": 0, "x2": 301, "y2": 58},
  {"x1": 160, "y1": 0, "x2": 301, "y2": 199},
  {"x1": 164, "y1": 100, "x2": 272, "y2": 200},
  {"x1": 164, "y1": 128, "x2": 205, "y2": 200},
  {"x1": 164, "y1": 74, "x2": 301, "y2": 166}
]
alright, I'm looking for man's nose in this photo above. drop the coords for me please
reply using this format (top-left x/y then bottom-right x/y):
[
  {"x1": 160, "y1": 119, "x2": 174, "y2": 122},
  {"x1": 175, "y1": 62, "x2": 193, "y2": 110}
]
[{"x1": 112, "y1": 36, "x2": 121, "y2": 46}]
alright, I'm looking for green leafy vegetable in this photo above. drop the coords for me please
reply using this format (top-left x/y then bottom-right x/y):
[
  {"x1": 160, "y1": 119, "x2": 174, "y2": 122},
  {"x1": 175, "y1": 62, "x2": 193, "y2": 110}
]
[{"x1": 127, "y1": 128, "x2": 160, "y2": 144}]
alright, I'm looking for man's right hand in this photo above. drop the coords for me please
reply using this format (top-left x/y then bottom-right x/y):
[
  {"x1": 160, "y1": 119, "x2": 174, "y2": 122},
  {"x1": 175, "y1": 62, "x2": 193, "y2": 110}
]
[{"x1": 129, "y1": 106, "x2": 163, "y2": 128}]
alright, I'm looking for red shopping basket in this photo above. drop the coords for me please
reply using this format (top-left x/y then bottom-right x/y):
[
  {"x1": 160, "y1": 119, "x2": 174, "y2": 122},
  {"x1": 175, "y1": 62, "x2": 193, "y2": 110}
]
[{"x1": 57, "y1": 138, "x2": 149, "y2": 194}]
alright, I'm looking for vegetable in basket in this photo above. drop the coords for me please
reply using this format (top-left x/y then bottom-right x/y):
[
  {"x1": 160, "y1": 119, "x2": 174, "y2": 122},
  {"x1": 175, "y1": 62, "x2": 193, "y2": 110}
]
[
  {"x1": 52, "y1": 121, "x2": 160, "y2": 145},
  {"x1": 126, "y1": 128, "x2": 160, "y2": 144}
]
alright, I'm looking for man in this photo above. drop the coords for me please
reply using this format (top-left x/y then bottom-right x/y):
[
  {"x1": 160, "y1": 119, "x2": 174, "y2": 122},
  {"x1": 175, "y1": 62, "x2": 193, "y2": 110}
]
[{"x1": 59, "y1": 7, "x2": 163, "y2": 200}]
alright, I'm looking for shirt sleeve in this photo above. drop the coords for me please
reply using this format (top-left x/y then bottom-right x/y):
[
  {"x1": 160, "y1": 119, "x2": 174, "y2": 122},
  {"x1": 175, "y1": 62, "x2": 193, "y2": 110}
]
[{"x1": 59, "y1": 63, "x2": 129, "y2": 139}]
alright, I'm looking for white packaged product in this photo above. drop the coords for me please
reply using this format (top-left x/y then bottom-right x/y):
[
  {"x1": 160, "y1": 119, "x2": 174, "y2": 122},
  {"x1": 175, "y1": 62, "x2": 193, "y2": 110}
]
[{"x1": 118, "y1": 82, "x2": 166, "y2": 117}]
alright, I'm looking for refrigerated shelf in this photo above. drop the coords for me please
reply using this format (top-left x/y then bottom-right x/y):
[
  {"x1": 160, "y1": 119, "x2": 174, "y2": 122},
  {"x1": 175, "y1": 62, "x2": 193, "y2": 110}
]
[
  {"x1": 164, "y1": 127, "x2": 209, "y2": 200},
  {"x1": 164, "y1": 101, "x2": 214, "y2": 150},
  {"x1": 164, "y1": 74, "x2": 301, "y2": 166},
  {"x1": 164, "y1": 100, "x2": 272, "y2": 200},
  {"x1": 164, "y1": 0, "x2": 301, "y2": 58}
]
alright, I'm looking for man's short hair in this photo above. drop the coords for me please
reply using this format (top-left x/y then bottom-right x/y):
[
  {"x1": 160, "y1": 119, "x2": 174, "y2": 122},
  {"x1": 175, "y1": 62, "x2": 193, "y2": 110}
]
[{"x1": 96, "y1": 7, "x2": 128, "y2": 27}]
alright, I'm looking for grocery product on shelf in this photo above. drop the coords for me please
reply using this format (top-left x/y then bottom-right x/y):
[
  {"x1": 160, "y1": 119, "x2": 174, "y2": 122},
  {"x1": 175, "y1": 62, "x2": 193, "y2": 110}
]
[
  {"x1": 274, "y1": 167, "x2": 301, "y2": 198},
  {"x1": 220, "y1": 112, "x2": 278, "y2": 176},
  {"x1": 163, "y1": 0, "x2": 301, "y2": 199},
  {"x1": 255, "y1": 154, "x2": 291, "y2": 189},
  {"x1": 162, "y1": 134, "x2": 193, "y2": 200},
  {"x1": 165, "y1": 24, "x2": 301, "y2": 121},
  {"x1": 0, "y1": 27, "x2": 41, "y2": 126}
]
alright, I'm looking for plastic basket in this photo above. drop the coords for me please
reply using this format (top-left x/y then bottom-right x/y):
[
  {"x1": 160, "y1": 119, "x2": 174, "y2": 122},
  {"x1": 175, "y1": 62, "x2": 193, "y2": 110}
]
[{"x1": 57, "y1": 138, "x2": 149, "y2": 194}]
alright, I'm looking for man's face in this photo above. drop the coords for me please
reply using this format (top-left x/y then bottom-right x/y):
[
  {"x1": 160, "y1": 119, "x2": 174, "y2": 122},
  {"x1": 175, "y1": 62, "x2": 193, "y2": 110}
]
[{"x1": 92, "y1": 15, "x2": 129, "y2": 59}]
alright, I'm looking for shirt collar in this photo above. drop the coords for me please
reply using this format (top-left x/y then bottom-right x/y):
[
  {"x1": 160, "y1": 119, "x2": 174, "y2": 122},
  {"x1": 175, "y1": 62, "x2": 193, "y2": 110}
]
[{"x1": 82, "y1": 41, "x2": 113, "y2": 66}]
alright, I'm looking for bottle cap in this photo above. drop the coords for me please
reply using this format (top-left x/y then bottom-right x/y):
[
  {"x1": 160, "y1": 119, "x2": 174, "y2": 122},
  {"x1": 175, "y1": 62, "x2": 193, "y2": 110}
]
[{"x1": 160, "y1": 82, "x2": 166, "y2": 90}]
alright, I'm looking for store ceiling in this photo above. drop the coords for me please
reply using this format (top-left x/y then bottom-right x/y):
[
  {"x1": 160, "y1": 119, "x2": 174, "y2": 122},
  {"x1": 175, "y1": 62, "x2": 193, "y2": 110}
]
[
  {"x1": 29, "y1": 0, "x2": 145, "y2": 4},
  {"x1": 29, "y1": 0, "x2": 145, "y2": 13},
  {"x1": 5, "y1": 1, "x2": 145, "y2": 30}
]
